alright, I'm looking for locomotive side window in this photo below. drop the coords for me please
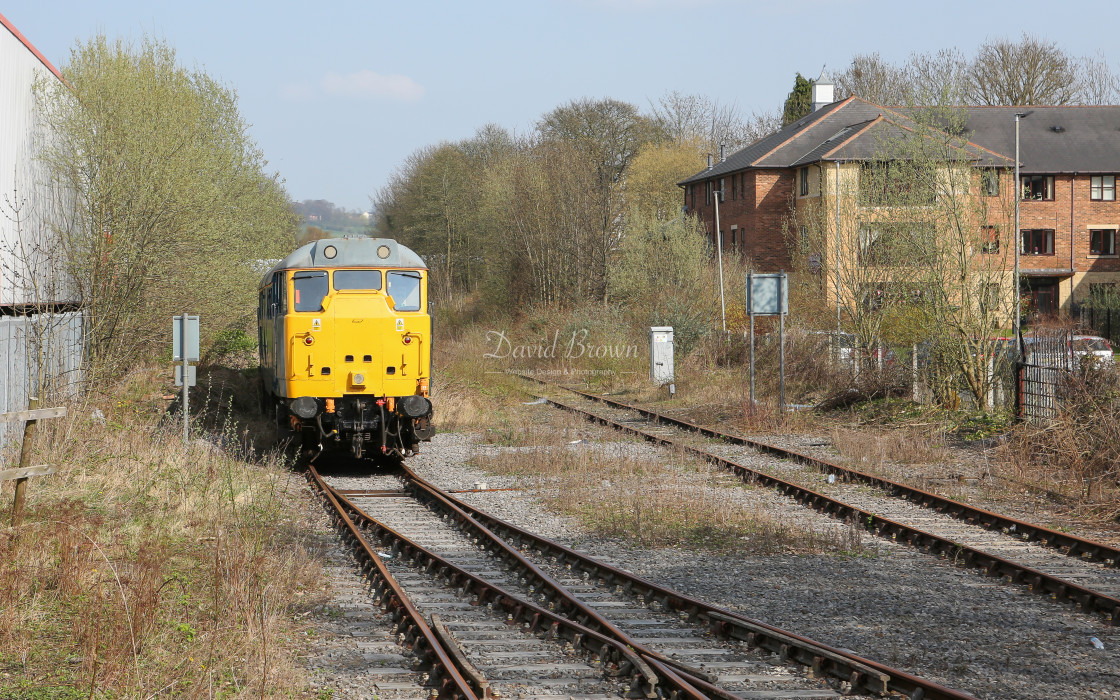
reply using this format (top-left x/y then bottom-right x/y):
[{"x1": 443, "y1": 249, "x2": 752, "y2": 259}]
[
  {"x1": 387, "y1": 271, "x2": 422, "y2": 311},
  {"x1": 334, "y1": 269, "x2": 383, "y2": 290},
  {"x1": 292, "y1": 270, "x2": 328, "y2": 312}
]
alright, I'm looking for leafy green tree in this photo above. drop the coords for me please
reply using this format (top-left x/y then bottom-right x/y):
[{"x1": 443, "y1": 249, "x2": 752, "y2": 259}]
[
  {"x1": 35, "y1": 35, "x2": 295, "y2": 379},
  {"x1": 782, "y1": 73, "x2": 813, "y2": 126}
]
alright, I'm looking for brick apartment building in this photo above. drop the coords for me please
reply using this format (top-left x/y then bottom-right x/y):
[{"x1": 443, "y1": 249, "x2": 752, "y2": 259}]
[{"x1": 680, "y1": 76, "x2": 1120, "y2": 316}]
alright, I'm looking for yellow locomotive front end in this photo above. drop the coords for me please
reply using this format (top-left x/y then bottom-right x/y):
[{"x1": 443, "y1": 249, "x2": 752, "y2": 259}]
[{"x1": 258, "y1": 238, "x2": 433, "y2": 460}]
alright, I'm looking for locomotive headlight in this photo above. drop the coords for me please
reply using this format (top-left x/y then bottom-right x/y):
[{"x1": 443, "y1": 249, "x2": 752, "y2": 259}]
[
  {"x1": 352, "y1": 373, "x2": 365, "y2": 385},
  {"x1": 323, "y1": 245, "x2": 337, "y2": 259}
]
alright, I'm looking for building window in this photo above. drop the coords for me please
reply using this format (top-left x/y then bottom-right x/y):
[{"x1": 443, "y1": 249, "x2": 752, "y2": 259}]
[
  {"x1": 981, "y1": 226, "x2": 1000, "y2": 254},
  {"x1": 1090, "y1": 229, "x2": 1116, "y2": 255},
  {"x1": 731, "y1": 176, "x2": 737, "y2": 200},
  {"x1": 980, "y1": 169, "x2": 999, "y2": 197},
  {"x1": 706, "y1": 181, "x2": 711, "y2": 205},
  {"x1": 1020, "y1": 175, "x2": 1054, "y2": 201},
  {"x1": 719, "y1": 178, "x2": 725, "y2": 202},
  {"x1": 799, "y1": 167, "x2": 809, "y2": 196},
  {"x1": 688, "y1": 184, "x2": 694, "y2": 210},
  {"x1": 1091, "y1": 175, "x2": 1116, "y2": 201},
  {"x1": 979, "y1": 283, "x2": 1000, "y2": 319},
  {"x1": 1021, "y1": 229, "x2": 1054, "y2": 255}
]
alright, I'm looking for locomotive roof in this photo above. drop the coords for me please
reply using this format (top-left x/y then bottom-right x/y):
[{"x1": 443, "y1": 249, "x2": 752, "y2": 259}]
[{"x1": 261, "y1": 237, "x2": 426, "y2": 285}]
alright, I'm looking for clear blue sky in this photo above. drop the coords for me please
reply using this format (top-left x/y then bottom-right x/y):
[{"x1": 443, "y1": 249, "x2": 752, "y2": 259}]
[{"x1": 7, "y1": 0, "x2": 1120, "y2": 211}]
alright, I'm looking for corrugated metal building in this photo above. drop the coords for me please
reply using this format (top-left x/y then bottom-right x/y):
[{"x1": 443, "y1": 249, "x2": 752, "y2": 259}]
[{"x1": 0, "y1": 12, "x2": 83, "y2": 450}]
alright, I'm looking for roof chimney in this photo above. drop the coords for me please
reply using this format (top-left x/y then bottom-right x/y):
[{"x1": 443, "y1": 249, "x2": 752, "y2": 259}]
[
  {"x1": 707, "y1": 153, "x2": 713, "y2": 170},
  {"x1": 811, "y1": 66, "x2": 834, "y2": 112},
  {"x1": 719, "y1": 143, "x2": 726, "y2": 162}
]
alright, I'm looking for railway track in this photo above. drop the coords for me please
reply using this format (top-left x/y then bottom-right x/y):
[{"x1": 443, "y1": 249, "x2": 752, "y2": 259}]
[
  {"x1": 525, "y1": 379, "x2": 1120, "y2": 626},
  {"x1": 308, "y1": 460, "x2": 975, "y2": 699}
]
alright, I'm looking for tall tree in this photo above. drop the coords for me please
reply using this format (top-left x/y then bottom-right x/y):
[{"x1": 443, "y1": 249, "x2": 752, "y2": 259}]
[
  {"x1": 35, "y1": 35, "x2": 294, "y2": 379},
  {"x1": 782, "y1": 73, "x2": 813, "y2": 126},
  {"x1": 537, "y1": 98, "x2": 661, "y2": 301},
  {"x1": 965, "y1": 34, "x2": 1082, "y2": 105}
]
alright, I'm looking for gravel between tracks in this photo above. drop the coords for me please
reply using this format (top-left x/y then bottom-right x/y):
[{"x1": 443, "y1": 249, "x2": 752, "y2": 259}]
[{"x1": 403, "y1": 429, "x2": 1120, "y2": 700}]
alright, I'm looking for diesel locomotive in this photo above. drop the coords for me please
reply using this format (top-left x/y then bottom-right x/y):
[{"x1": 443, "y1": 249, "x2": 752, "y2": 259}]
[{"x1": 257, "y1": 237, "x2": 433, "y2": 459}]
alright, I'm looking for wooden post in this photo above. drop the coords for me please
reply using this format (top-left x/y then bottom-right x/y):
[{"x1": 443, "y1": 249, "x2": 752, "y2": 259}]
[{"x1": 12, "y1": 397, "x2": 38, "y2": 527}]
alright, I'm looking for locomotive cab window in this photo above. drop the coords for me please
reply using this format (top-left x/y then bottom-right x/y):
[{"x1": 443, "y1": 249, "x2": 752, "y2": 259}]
[
  {"x1": 292, "y1": 270, "x2": 328, "y2": 312},
  {"x1": 387, "y1": 271, "x2": 422, "y2": 311},
  {"x1": 334, "y1": 269, "x2": 383, "y2": 290}
]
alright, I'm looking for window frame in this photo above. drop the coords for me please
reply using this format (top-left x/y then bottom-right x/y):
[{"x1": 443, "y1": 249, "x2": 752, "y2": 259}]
[
  {"x1": 386, "y1": 270, "x2": 424, "y2": 312},
  {"x1": 799, "y1": 167, "x2": 809, "y2": 197},
  {"x1": 1091, "y1": 175, "x2": 1116, "y2": 202},
  {"x1": 1020, "y1": 174, "x2": 1054, "y2": 201},
  {"x1": 291, "y1": 270, "x2": 329, "y2": 312},
  {"x1": 981, "y1": 226, "x2": 1000, "y2": 254},
  {"x1": 1020, "y1": 229, "x2": 1055, "y2": 256},
  {"x1": 333, "y1": 269, "x2": 384, "y2": 291},
  {"x1": 1090, "y1": 228, "x2": 1116, "y2": 256},
  {"x1": 980, "y1": 169, "x2": 999, "y2": 197}
]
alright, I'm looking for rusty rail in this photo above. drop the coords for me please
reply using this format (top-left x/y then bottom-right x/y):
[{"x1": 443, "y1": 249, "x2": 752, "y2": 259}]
[
  {"x1": 536, "y1": 392, "x2": 1120, "y2": 626},
  {"x1": 306, "y1": 465, "x2": 479, "y2": 700},
  {"x1": 533, "y1": 378, "x2": 1120, "y2": 569},
  {"x1": 402, "y1": 465, "x2": 977, "y2": 700}
]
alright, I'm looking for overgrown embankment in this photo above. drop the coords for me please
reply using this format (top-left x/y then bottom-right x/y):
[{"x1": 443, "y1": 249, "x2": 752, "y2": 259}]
[{"x1": 0, "y1": 369, "x2": 325, "y2": 697}]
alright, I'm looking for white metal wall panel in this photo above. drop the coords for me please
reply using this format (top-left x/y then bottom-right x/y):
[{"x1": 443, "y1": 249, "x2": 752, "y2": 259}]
[
  {"x1": 0, "y1": 22, "x2": 72, "y2": 306},
  {"x1": 0, "y1": 312, "x2": 83, "y2": 452}
]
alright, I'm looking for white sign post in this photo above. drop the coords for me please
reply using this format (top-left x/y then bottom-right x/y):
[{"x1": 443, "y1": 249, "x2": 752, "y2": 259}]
[
  {"x1": 746, "y1": 271, "x2": 789, "y2": 411},
  {"x1": 173, "y1": 314, "x2": 199, "y2": 441}
]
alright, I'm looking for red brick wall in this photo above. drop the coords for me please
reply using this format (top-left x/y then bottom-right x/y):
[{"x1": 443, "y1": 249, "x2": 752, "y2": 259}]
[
  {"x1": 685, "y1": 168, "x2": 794, "y2": 271},
  {"x1": 1016, "y1": 174, "x2": 1120, "y2": 272}
]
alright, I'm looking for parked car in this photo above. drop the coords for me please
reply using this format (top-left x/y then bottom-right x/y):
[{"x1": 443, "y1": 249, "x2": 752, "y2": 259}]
[{"x1": 1071, "y1": 335, "x2": 1114, "y2": 368}]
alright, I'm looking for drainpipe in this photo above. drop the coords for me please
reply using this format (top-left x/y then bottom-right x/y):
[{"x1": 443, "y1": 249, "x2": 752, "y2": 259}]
[
  {"x1": 1070, "y1": 174, "x2": 1076, "y2": 313},
  {"x1": 835, "y1": 161, "x2": 842, "y2": 331}
]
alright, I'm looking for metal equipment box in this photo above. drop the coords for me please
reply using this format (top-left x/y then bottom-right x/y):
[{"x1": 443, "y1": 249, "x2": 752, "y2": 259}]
[{"x1": 649, "y1": 326, "x2": 674, "y2": 385}]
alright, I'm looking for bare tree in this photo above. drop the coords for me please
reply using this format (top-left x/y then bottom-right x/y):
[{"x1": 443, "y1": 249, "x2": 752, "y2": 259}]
[
  {"x1": 835, "y1": 53, "x2": 910, "y2": 105},
  {"x1": 965, "y1": 34, "x2": 1082, "y2": 105},
  {"x1": 1077, "y1": 52, "x2": 1120, "y2": 105},
  {"x1": 538, "y1": 98, "x2": 660, "y2": 301},
  {"x1": 649, "y1": 91, "x2": 775, "y2": 155}
]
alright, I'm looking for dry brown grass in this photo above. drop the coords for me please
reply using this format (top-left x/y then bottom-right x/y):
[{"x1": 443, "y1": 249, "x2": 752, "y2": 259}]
[
  {"x1": 0, "y1": 368, "x2": 324, "y2": 697},
  {"x1": 998, "y1": 364, "x2": 1120, "y2": 514},
  {"x1": 829, "y1": 425, "x2": 951, "y2": 471},
  {"x1": 477, "y1": 435, "x2": 849, "y2": 555}
]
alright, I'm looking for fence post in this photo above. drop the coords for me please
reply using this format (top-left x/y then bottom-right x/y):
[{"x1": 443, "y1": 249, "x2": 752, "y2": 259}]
[{"x1": 12, "y1": 397, "x2": 38, "y2": 527}]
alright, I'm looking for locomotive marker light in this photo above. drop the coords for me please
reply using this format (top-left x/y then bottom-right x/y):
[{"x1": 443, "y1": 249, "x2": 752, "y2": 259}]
[
  {"x1": 746, "y1": 271, "x2": 789, "y2": 411},
  {"x1": 173, "y1": 314, "x2": 199, "y2": 442},
  {"x1": 649, "y1": 327, "x2": 674, "y2": 396},
  {"x1": 323, "y1": 245, "x2": 337, "y2": 259}
]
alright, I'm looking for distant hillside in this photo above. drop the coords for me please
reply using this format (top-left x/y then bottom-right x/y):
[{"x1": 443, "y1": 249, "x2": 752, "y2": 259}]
[{"x1": 292, "y1": 199, "x2": 372, "y2": 243}]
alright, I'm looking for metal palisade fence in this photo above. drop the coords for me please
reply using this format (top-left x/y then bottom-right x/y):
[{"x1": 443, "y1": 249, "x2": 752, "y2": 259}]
[{"x1": 1015, "y1": 330, "x2": 1073, "y2": 422}]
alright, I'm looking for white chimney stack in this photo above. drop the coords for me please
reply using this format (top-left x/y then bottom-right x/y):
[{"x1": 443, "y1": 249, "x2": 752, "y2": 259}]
[{"x1": 812, "y1": 67, "x2": 834, "y2": 112}]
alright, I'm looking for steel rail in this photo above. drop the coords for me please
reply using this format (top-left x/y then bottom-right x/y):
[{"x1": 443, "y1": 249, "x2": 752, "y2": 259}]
[
  {"x1": 319, "y1": 478, "x2": 670, "y2": 699},
  {"x1": 538, "y1": 379, "x2": 1120, "y2": 569},
  {"x1": 394, "y1": 468, "x2": 740, "y2": 695},
  {"x1": 540, "y1": 393, "x2": 1120, "y2": 626},
  {"x1": 402, "y1": 465, "x2": 976, "y2": 700},
  {"x1": 306, "y1": 465, "x2": 479, "y2": 700}
]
